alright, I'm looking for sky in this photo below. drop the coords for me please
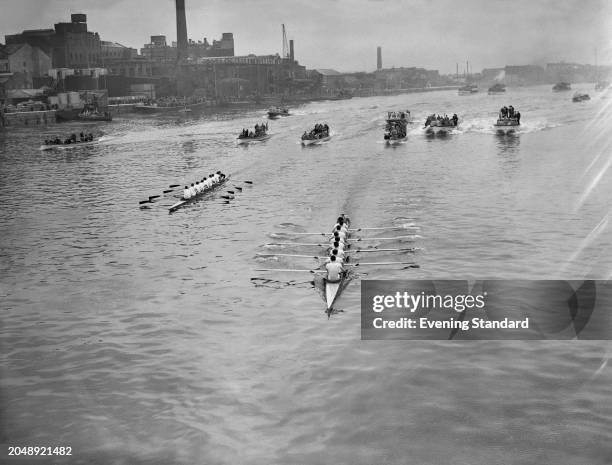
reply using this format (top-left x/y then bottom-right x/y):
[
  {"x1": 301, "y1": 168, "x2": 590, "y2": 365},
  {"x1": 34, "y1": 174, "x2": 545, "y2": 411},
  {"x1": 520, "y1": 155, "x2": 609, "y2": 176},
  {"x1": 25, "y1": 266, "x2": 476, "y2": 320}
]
[{"x1": 1, "y1": 0, "x2": 611, "y2": 73}]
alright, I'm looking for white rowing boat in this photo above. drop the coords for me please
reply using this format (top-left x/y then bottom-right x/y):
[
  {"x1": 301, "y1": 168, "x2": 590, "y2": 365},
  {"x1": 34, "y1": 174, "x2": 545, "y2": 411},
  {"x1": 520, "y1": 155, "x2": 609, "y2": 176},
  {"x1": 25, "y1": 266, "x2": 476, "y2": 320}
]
[
  {"x1": 168, "y1": 175, "x2": 231, "y2": 213},
  {"x1": 325, "y1": 217, "x2": 351, "y2": 310},
  {"x1": 237, "y1": 133, "x2": 271, "y2": 145}
]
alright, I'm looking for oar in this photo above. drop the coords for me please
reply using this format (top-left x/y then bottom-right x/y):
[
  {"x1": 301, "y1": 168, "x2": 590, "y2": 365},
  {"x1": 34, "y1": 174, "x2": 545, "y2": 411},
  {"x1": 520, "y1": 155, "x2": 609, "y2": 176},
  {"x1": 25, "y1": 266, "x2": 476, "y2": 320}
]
[
  {"x1": 257, "y1": 253, "x2": 327, "y2": 259},
  {"x1": 254, "y1": 268, "x2": 325, "y2": 273},
  {"x1": 226, "y1": 190, "x2": 235, "y2": 194},
  {"x1": 348, "y1": 235, "x2": 419, "y2": 242},
  {"x1": 139, "y1": 200, "x2": 150, "y2": 204},
  {"x1": 347, "y1": 261, "x2": 417, "y2": 266},
  {"x1": 221, "y1": 195, "x2": 234, "y2": 200},
  {"x1": 235, "y1": 180, "x2": 253, "y2": 184},
  {"x1": 354, "y1": 247, "x2": 417, "y2": 253},
  {"x1": 348, "y1": 226, "x2": 417, "y2": 232},
  {"x1": 233, "y1": 186, "x2": 243, "y2": 191},
  {"x1": 169, "y1": 184, "x2": 180, "y2": 188},
  {"x1": 163, "y1": 189, "x2": 173, "y2": 194},
  {"x1": 149, "y1": 195, "x2": 160, "y2": 200}
]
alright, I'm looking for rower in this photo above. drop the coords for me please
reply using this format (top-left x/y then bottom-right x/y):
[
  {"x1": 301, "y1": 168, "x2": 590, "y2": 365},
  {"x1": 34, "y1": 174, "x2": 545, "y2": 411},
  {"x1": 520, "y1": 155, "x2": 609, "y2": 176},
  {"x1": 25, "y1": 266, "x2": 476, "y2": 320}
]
[
  {"x1": 204, "y1": 176, "x2": 213, "y2": 188},
  {"x1": 213, "y1": 172, "x2": 220, "y2": 183},
  {"x1": 183, "y1": 185, "x2": 191, "y2": 200},
  {"x1": 326, "y1": 248, "x2": 345, "y2": 263},
  {"x1": 208, "y1": 174, "x2": 216, "y2": 185},
  {"x1": 333, "y1": 225, "x2": 347, "y2": 242},
  {"x1": 325, "y1": 255, "x2": 344, "y2": 283},
  {"x1": 189, "y1": 183, "x2": 197, "y2": 197},
  {"x1": 195, "y1": 181, "x2": 203, "y2": 194}
]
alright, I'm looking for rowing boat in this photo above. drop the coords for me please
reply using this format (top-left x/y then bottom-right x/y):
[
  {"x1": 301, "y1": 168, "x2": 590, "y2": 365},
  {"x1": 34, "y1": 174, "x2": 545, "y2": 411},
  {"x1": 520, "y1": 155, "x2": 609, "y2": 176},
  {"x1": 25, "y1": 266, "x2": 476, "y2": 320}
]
[
  {"x1": 325, "y1": 217, "x2": 350, "y2": 310},
  {"x1": 39, "y1": 138, "x2": 101, "y2": 151},
  {"x1": 168, "y1": 175, "x2": 231, "y2": 213}
]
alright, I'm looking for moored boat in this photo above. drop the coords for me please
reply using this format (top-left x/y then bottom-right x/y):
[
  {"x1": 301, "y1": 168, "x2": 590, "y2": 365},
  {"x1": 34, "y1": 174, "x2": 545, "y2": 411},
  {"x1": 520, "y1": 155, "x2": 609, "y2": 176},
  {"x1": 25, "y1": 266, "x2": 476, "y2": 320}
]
[
  {"x1": 134, "y1": 98, "x2": 208, "y2": 113},
  {"x1": 168, "y1": 175, "x2": 231, "y2": 213}
]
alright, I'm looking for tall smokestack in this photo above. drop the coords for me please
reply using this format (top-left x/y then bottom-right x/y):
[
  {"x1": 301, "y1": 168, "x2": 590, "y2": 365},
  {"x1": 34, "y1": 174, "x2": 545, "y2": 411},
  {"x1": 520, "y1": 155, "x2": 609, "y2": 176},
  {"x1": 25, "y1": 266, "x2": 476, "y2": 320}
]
[
  {"x1": 175, "y1": 0, "x2": 188, "y2": 61},
  {"x1": 377, "y1": 46, "x2": 382, "y2": 70},
  {"x1": 289, "y1": 40, "x2": 294, "y2": 62}
]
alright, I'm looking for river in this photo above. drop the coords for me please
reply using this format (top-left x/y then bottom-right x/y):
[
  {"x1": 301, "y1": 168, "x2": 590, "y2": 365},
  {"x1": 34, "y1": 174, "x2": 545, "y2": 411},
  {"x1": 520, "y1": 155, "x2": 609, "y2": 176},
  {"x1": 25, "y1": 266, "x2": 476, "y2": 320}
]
[{"x1": 1, "y1": 85, "x2": 611, "y2": 464}]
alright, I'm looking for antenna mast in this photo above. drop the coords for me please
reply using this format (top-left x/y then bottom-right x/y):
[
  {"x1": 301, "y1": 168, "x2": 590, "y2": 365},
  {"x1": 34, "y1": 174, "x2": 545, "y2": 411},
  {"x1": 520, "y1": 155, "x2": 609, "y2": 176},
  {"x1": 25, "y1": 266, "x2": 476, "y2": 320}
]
[{"x1": 282, "y1": 24, "x2": 290, "y2": 59}]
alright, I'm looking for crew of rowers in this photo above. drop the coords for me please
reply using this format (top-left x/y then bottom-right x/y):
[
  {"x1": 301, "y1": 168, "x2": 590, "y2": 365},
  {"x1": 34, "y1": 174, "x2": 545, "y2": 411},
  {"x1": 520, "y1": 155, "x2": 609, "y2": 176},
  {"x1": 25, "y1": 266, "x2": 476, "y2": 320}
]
[
  {"x1": 424, "y1": 114, "x2": 459, "y2": 127},
  {"x1": 182, "y1": 171, "x2": 226, "y2": 200},
  {"x1": 239, "y1": 123, "x2": 269, "y2": 138},
  {"x1": 43, "y1": 132, "x2": 95, "y2": 145},
  {"x1": 499, "y1": 105, "x2": 521, "y2": 122},
  {"x1": 302, "y1": 123, "x2": 330, "y2": 140},
  {"x1": 325, "y1": 215, "x2": 350, "y2": 283}
]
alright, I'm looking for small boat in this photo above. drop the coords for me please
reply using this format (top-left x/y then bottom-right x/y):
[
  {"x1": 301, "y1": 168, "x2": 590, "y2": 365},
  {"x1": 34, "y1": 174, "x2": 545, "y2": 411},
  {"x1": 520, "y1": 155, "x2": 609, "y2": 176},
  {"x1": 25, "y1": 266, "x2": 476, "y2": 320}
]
[
  {"x1": 168, "y1": 175, "x2": 231, "y2": 213},
  {"x1": 237, "y1": 123, "x2": 270, "y2": 144},
  {"x1": 301, "y1": 124, "x2": 330, "y2": 145},
  {"x1": 572, "y1": 92, "x2": 590, "y2": 102},
  {"x1": 552, "y1": 82, "x2": 571, "y2": 92},
  {"x1": 237, "y1": 133, "x2": 271, "y2": 145},
  {"x1": 494, "y1": 117, "x2": 520, "y2": 134},
  {"x1": 39, "y1": 137, "x2": 101, "y2": 151},
  {"x1": 267, "y1": 107, "x2": 290, "y2": 118},
  {"x1": 458, "y1": 84, "x2": 478, "y2": 95},
  {"x1": 424, "y1": 114, "x2": 459, "y2": 134},
  {"x1": 488, "y1": 83, "x2": 506, "y2": 94},
  {"x1": 384, "y1": 110, "x2": 411, "y2": 145}
]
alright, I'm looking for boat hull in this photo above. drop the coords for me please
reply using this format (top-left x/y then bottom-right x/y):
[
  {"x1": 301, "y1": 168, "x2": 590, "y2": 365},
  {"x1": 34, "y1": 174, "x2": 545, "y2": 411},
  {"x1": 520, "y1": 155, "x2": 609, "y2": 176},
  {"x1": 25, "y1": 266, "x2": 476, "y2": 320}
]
[
  {"x1": 425, "y1": 124, "x2": 457, "y2": 134},
  {"x1": 168, "y1": 175, "x2": 230, "y2": 213},
  {"x1": 301, "y1": 136, "x2": 331, "y2": 146},
  {"x1": 39, "y1": 139, "x2": 100, "y2": 151},
  {"x1": 325, "y1": 279, "x2": 343, "y2": 310},
  {"x1": 237, "y1": 134, "x2": 271, "y2": 145},
  {"x1": 494, "y1": 119, "x2": 520, "y2": 133},
  {"x1": 385, "y1": 137, "x2": 407, "y2": 145}
]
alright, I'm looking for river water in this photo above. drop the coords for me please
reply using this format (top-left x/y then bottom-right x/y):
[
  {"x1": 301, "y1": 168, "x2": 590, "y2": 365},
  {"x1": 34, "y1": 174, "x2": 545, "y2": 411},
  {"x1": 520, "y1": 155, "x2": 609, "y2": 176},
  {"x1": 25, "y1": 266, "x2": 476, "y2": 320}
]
[{"x1": 1, "y1": 85, "x2": 612, "y2": 464}]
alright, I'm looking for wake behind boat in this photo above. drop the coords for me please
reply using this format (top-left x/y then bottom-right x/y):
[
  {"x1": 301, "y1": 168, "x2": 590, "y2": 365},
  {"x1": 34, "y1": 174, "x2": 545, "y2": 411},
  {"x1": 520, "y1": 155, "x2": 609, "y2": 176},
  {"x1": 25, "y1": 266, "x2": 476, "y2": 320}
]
[
  {"x1": 301, "y1": 123, "x2": 330, "y2": 145},
  {"x1": 424, "y1": 114, "x2": 459, "y2": 134},
  {"x1": 384, "y1": 110, "x2": 411, "y2": 145}
]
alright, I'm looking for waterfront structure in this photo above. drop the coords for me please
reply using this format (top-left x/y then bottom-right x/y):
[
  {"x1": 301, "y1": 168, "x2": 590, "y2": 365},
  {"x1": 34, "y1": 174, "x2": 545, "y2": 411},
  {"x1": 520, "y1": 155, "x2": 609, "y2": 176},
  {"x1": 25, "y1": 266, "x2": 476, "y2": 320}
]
[
  {"x1": 0, "y1": 43, "x2": 51, "y2": 87},
  {"x1": 6, "y1": 14, "x2": 102, "y2": 69}
]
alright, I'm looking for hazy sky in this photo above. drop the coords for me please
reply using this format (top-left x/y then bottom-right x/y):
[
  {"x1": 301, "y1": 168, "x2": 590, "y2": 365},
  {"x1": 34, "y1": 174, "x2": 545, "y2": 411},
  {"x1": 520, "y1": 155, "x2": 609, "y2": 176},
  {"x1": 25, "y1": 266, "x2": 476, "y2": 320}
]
[{"x1": 1, "y1": 0, "x2": 611, "y2": 73}]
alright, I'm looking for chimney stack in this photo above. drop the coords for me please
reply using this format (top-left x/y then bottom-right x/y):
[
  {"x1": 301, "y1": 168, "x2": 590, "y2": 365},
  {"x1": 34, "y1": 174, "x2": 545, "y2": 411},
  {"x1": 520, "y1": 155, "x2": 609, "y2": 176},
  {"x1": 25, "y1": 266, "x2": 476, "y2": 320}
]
[
  {"x1": 289, "y1": 40, "x2": 294, "y2": 62},
  {"x1": 175, "y1": 0, "x2": 188, "y2": 61},
  {"x1": 377, "y1": 46, "x2": 382, "y2": 70}
]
